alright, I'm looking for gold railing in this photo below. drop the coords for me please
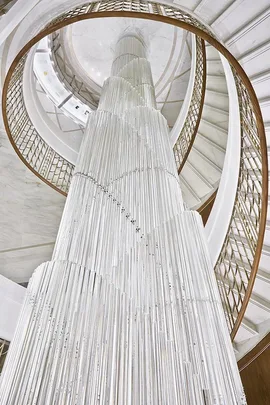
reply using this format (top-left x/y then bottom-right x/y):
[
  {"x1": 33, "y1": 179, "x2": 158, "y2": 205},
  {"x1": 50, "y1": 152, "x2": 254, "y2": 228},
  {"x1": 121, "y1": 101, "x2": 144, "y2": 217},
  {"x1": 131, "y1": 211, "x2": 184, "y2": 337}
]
[
  {"x1": 0, "y1": 0, "x2": 16, "y2": 15},
  {"x1": 173, "y1": 36, "x2": 206, "y2": 173},
  {"x1": 50, "y1": 32, "x2": 99, "y2": 109},
  {"x1": 5, "y1": 55, "x2": 74, "y2": 195},
  {"x1": 2, "y1": 0, "x2": 268, "y2": 340},
  {"x1": 0, "y1": 340, "x2": 9, "y2": 374},
  {"x1": 214, "y1": 70, "x2": 267, "y2": 338}
]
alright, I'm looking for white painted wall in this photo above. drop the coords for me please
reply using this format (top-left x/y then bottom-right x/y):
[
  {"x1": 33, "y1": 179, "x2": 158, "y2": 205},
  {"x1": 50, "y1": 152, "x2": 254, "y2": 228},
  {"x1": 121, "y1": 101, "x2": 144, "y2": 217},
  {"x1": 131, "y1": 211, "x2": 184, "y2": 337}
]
[{"x1": 0, "y1": 0, "x2": 41, "y2": 47}]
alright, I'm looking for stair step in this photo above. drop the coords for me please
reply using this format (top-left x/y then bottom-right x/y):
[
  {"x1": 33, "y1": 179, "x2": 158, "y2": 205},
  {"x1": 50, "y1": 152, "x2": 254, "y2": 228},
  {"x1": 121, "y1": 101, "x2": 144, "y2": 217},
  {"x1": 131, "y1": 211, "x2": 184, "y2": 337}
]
[
  {"x1": 191, "y1": 145, "x2": 222, "y2": 172},
  {"x1": 206, "y1": 75, "x2": 228, "y2": 93},
  {"x1": 179, "y1": 175, "x2": 201, "y2": 207},
  {"x1": 202, "y1": 104, "x2": 229, "y2": 130},
  {"x1": 205, "y1": 44, "x2": 220, "y2": 60},
  {"x1": 181, "y1": 162, "x2": 214, "y2": 196},
  {"x1": 204, "y1": 103, "x2": 229, "y2": 116},
  {"x1": 205, "y1": 87, "x2": 229, "y2": 97},
  {"x1": 185, "y1": 160, "x2": 214, "y2": 188},
  {"x1": 250, "y1": 292, "x2": 270, "y2": 313},
  {"x1": 227, "y1": 258, "x2": 270, "y2": 286},
  {"x1": 240, "y1": 317, "x2": 258, "y2": 336},
  {"x1": 199, "y1": 119, "x2": 228, "y2": 149},
  {"x1": 197, "y1": 132, "x2": 226, "y2": 153},
  {"x1": 207, "y1": 60, "x2": 225, "y2": 76},
  {"x1": 217, "y1": 271, "x2": 270, "y2": 314},
  {"x1": 188, "y1": 150, "x2": 222, "y2": 184},
  {"x1": 204, "y1": 90, "x2": 229, "y2": 112},
  {"x1": 233, "y1": 323, "x2": 258, "y2": 345},
  {"x1": 244, "y1": 300, "x2": 270, "y2": 326}
]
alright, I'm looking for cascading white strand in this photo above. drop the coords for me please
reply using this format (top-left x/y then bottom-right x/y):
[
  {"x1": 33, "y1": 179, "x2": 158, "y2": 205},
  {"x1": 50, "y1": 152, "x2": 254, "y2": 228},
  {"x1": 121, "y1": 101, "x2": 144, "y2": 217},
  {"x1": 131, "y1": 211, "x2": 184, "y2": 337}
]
[{"x1": 0, "y1": 32, "x2": 246, "y2": 404}]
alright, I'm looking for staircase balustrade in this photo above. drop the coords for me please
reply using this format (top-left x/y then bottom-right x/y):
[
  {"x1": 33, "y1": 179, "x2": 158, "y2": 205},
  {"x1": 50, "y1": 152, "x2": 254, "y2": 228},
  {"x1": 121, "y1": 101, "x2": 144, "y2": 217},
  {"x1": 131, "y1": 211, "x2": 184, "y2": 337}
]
[
  {"x1": 173, "y1": 36, "x2": 206, "y2": 173},
  {"x1": 0, "y1": 340, "x2": 9, "y2": 374}
]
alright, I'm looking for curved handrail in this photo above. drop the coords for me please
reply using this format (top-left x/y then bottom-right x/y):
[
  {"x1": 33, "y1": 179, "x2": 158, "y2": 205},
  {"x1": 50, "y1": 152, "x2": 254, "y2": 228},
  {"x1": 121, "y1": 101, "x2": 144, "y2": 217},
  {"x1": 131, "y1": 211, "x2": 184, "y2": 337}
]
[
  {"x1": 2, "y1": 0, "x2": 268, "y2": 341},
  {"x1": 173, "y1": 35, "x2": 206, "y2": 173},
  {"x1": 4, "y1": 55, "x2": 74, "y2": 195}
]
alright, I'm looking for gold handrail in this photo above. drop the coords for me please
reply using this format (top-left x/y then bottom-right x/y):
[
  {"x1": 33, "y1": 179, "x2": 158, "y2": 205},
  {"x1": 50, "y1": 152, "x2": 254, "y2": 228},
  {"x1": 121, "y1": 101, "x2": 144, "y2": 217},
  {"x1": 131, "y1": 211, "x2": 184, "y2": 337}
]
[{"x1": 2, "y1": 0, "x2": 268, "y2": 340}]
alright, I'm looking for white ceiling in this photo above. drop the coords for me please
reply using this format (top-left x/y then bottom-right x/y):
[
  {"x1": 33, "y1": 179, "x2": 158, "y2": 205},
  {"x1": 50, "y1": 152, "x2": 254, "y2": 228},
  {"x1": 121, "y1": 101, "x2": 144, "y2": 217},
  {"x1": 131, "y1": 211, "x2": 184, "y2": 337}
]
[{"x1": 65, "y1": 17, "x2": 184, "y2": 88}]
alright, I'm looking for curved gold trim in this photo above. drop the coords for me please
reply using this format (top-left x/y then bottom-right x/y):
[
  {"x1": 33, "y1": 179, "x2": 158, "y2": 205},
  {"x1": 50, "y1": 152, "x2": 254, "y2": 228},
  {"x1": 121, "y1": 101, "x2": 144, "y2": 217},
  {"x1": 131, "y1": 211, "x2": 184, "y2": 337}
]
[
  {"x1": 2, "y1": 1, "x2": 268, "y2": 340},
  {"x1": 197, "y1": 189, "x2": 217, "y2": 226}
]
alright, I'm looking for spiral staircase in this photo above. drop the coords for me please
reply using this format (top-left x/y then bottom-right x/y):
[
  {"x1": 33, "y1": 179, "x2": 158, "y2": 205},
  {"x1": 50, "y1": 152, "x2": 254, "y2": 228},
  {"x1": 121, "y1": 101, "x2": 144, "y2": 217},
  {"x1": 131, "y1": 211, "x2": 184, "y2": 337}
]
[{"x1": 0, "y1": 0, "x2": 269, "y2": 388}]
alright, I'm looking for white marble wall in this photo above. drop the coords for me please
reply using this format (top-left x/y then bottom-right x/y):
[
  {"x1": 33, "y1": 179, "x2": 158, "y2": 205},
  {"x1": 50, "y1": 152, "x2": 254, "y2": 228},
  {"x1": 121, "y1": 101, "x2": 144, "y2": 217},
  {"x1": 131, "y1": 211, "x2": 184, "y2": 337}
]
[{"x1": 0, "y1": 128, "x2": 65, "y2": 283}]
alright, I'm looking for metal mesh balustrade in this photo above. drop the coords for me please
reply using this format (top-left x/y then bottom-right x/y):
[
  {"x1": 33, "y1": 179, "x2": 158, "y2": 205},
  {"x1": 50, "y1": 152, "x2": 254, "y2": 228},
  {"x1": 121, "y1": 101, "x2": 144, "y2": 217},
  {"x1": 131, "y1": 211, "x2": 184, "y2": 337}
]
[
  {"x1": 4, "y1": 55, "x2": 74, "y2": 195},
  {"x1": 2, "y1": 0, "x2": 268, "y2": 341},
  {"x1": 0, "y1": 0, "x2": 17, "y2": 15},
  {"x1": 214, "y1": 69, "x2": 266, "y2": 338},
  {"x1": 173, "y1": 36, "x2": 206, "y2": 173},
  {"x1": 0, "y1": 340, "x2": 9, "y2": 374}
]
